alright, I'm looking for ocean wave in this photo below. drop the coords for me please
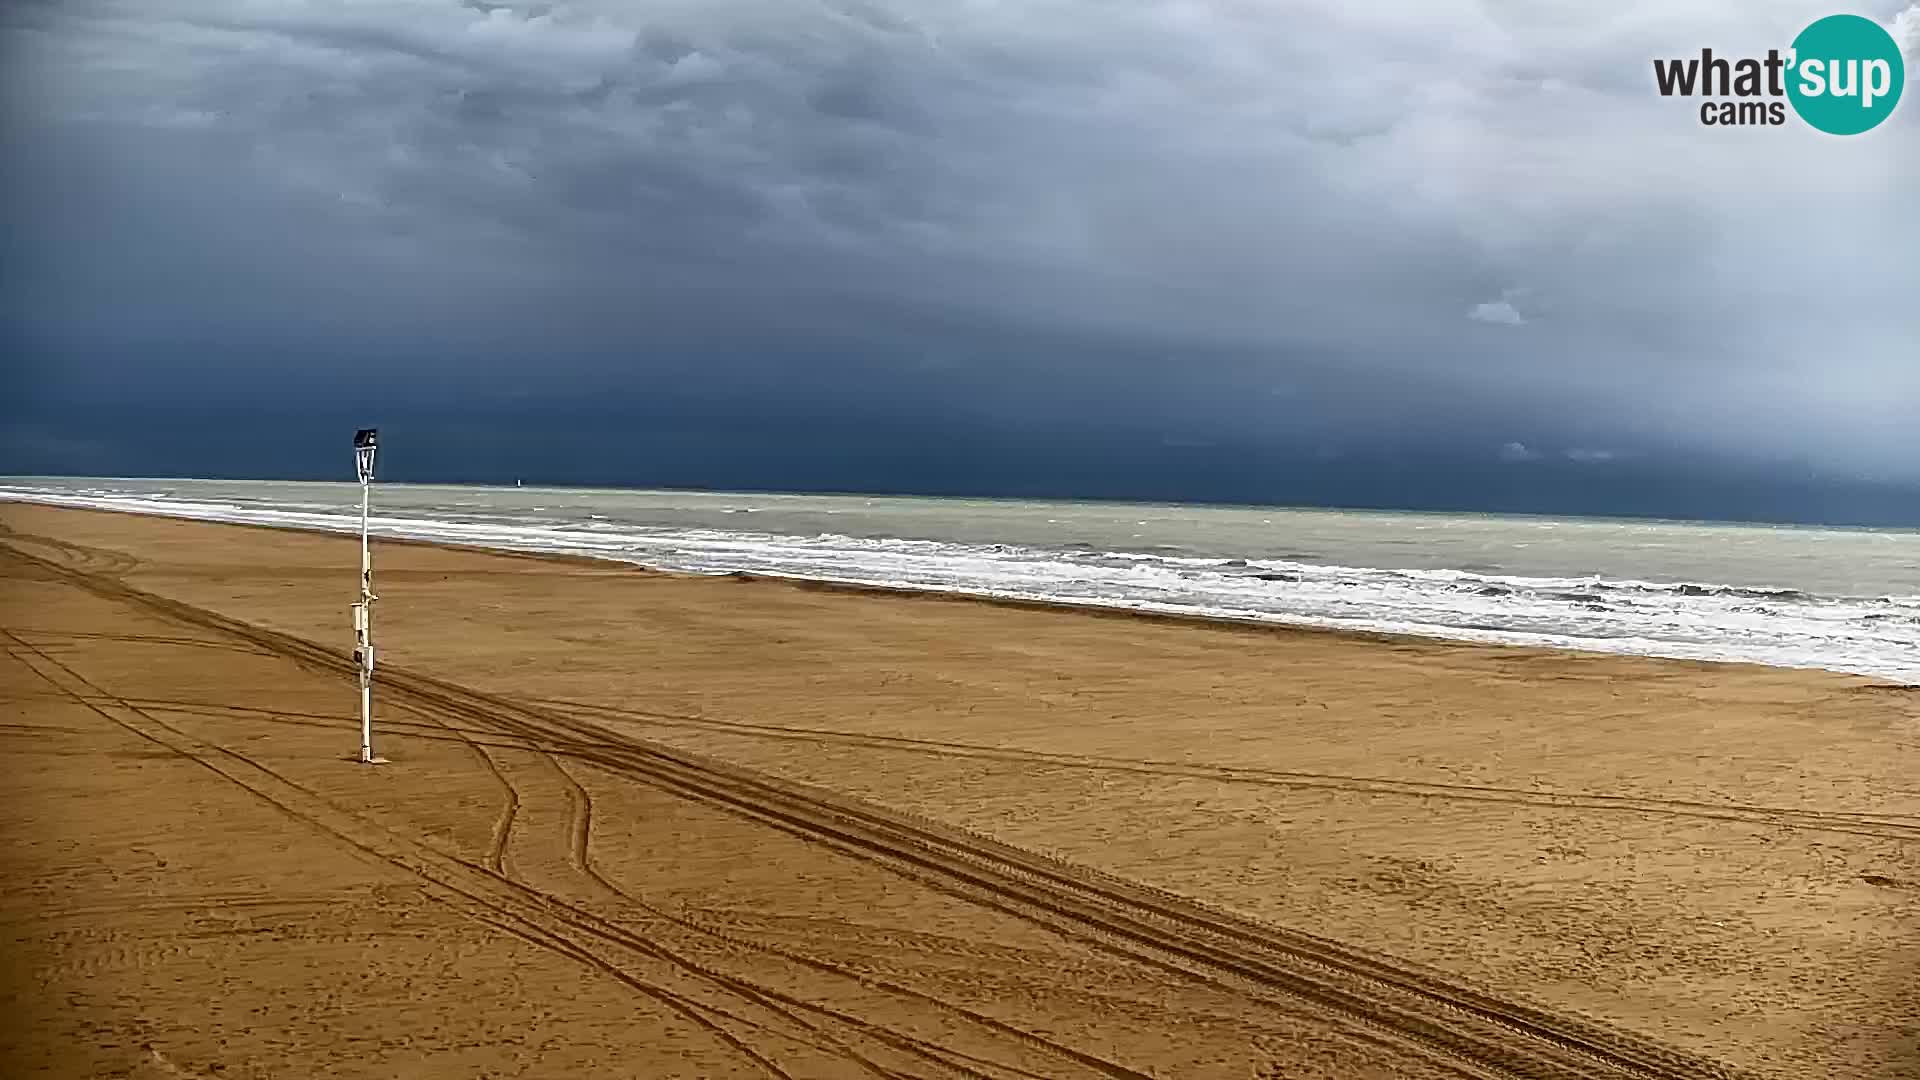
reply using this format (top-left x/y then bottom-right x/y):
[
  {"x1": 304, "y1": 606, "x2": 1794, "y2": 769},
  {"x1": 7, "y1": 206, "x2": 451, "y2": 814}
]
[{"x1": 4, "y1": 482, "x2": 1916, "y2": 685}]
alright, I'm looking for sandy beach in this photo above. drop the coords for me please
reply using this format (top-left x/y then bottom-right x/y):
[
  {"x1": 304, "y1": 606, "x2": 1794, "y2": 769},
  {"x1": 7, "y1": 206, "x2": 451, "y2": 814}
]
[{"x1": 2, "y1": 502, "x2": 1916, "y2": 1079}]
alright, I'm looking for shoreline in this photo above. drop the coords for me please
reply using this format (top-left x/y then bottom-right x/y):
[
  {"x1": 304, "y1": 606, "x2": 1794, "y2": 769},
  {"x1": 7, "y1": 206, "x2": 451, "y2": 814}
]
[
  {"x1": 10, "y1": 474, "x2": 1919, "y2": 533},
  {"x1": 2, "y1": 492, "x2": 1913, "y2": 687}
]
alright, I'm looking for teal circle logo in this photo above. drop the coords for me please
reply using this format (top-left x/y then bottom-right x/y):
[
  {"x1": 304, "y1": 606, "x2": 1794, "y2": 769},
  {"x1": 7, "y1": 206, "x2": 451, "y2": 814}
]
[{"x1": 1787, "y1": 14, "x2": 1905, "y2": 135}]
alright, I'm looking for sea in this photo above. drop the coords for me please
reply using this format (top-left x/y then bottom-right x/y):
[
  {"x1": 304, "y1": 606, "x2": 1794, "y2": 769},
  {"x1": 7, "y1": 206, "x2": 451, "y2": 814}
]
[{"x1": 4, "y1": 477, "x2": 1918, "y2": 684}]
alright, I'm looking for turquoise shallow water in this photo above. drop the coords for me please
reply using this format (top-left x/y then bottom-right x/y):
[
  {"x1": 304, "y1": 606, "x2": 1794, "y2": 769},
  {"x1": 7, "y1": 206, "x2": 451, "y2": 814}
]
[{"x1": 6, "y1": 476, "x2": 1919, "y2": 683}]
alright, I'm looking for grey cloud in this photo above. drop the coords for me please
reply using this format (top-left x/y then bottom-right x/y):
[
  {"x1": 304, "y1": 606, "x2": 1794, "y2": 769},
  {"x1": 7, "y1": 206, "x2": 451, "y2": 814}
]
[{"x1": 3, "y1": 0, "x2": 1918, "y2": 499}]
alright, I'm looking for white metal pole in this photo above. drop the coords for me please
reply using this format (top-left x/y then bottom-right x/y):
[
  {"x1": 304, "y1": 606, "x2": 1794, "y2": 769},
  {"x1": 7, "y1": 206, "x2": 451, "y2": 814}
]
[{"x1": 358, "y1": 475, "x2": 374, "y2": 764}]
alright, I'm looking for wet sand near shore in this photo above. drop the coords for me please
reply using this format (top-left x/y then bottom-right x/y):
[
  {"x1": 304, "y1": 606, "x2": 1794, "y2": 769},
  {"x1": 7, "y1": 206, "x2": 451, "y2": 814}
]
[{"x1": 1, "y1": 503, "x2": 1916, "y2": 1078}]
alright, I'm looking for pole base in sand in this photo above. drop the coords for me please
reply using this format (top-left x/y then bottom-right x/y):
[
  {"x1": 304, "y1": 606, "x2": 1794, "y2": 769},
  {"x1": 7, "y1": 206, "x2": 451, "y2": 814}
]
[{"x1": 358, "y1": 755, "x2": 390, "y2": 765}]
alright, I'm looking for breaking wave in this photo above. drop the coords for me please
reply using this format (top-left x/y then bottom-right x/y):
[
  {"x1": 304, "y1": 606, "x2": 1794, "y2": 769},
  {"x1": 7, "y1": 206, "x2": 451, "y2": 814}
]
[{"x1": 4, "y1": 481, "x2": 1915, "y2": 684}]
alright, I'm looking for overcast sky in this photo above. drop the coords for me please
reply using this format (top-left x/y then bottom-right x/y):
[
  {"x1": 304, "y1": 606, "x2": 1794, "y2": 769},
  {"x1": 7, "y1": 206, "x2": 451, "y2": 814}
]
[{"x1": 3, "y1": 1, "x2": 1917, "y2": 522}]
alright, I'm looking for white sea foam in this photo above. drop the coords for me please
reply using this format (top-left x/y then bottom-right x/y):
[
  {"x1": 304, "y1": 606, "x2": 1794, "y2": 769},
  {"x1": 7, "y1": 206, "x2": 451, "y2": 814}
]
[{"x1": 4, "y1": 482, "x2": 1917, "y2": 684}]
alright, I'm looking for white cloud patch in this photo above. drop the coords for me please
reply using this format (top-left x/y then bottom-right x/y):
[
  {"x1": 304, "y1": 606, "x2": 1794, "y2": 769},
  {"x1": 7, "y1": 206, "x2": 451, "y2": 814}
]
[
  {"x1": 1499, "y1": 441, "x2": 1541, "y2": 463},
  {"x1": 1893, "y1": 5, "x2": 1920, "y2": 69},
  {"x1": 1469, "y1": 285, "x2": 1530, "y2": 326},
  {"x1": 1468, "y1": 299, "x2": 1525, "y2": 326}
]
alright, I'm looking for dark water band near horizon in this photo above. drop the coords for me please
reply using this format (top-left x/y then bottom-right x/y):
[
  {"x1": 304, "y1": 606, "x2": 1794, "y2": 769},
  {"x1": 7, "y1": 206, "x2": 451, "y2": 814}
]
[{"x1": 4, "y1": 477, "x2": 1918, "y2": 685}]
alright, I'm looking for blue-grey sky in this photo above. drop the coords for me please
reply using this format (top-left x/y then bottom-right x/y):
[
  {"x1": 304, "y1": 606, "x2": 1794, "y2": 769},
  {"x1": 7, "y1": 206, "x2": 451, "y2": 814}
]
[{"x1": 4, "y1": 1, "x2": 1918, "y2": 522}]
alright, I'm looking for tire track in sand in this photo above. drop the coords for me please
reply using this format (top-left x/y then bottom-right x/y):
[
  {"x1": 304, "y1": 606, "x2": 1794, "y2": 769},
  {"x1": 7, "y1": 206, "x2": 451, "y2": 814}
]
[
  {"x1": 412, "y1": 714, "x2": 927, "y2": 1080},
  {"x1": 385, "y1": 694, "x2": 519, "y2": 876},
  {"x1": 536, "y1": 752, "x2": 997, "y2": 1080},
  {"x1": 532, "y1": 698, "x2": 1920, "y2": 841},
  {"x1": 532, "y1": 750, "x2": 1146, "y2": 1080}
]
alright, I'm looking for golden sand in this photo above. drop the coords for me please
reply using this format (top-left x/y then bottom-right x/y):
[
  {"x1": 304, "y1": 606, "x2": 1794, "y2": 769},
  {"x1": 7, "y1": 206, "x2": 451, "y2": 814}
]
[{"x1": 2, "y1": 504, "x2": 1914, "y2": 1078}]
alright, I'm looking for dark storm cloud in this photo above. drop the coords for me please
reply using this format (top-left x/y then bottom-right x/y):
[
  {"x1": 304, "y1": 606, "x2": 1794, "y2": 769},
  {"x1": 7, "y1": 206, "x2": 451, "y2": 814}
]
[{"x1": 2, "y1": 0, "x2": 1918, "y2": 517}]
